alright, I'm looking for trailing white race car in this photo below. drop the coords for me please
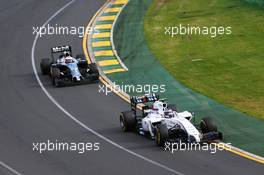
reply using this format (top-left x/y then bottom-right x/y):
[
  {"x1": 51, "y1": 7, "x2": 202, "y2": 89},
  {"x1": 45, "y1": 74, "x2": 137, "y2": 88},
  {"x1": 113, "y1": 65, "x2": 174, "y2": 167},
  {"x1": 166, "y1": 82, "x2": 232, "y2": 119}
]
[{"x1": 119, "y1": 94, "x2": 223, "y2": 146}]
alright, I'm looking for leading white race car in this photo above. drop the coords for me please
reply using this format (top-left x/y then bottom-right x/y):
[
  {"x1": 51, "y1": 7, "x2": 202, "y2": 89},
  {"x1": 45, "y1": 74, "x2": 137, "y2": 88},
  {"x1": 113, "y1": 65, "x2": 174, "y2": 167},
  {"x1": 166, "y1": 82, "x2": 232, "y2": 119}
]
[{"x1": 119, "y1": 94, "x2": 223, "y2": 146}]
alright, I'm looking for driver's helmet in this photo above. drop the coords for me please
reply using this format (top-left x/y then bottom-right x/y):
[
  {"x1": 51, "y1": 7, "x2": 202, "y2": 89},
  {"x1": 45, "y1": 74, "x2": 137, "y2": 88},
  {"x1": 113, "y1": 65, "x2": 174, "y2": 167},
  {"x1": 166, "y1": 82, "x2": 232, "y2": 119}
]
[
  {"x1": 153, "y1": 100, "x2": 167, "y2": 115},
  {"x1": 63, "y1": 51, "x2": 70, "y2": 57}
]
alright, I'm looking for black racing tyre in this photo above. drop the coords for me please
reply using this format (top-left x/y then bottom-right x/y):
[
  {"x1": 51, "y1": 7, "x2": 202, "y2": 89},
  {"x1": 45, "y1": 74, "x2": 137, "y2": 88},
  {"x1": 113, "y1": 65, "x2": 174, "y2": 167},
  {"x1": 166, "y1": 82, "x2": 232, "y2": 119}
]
[
  {"x1": 120, "y1": 111, "x2": 136, "y2": 132},
  {"x1": 155, "y1": 123, "x2": 169, "y2": 146},
  {"x1": 51, "y1": 67, "x2": 60, "y2": 77},
  {"x1": 54, "y1": 77, "x2": 62, "y2": 88},
  {"x1": 51, "y1": 67, "x2": 61, "y2": 87},
  {"x1": 89, "y1": 63, "x2": 99, "y2": 79},
  {"x1": 200, "y1": 117, "x2": 217, "y2": 134},
  {"x1": 40, "y1": 58, "x2": 51, "y2": 75},
  {"x1": 167, "y1": 104, "x2": 178, "y2": 112},
  {"x1": 89, "y1": 63, "x2": 99, "y2": 73},
  {"x1": 76, "y1": 54, "x2": 86, "y2": 61}
]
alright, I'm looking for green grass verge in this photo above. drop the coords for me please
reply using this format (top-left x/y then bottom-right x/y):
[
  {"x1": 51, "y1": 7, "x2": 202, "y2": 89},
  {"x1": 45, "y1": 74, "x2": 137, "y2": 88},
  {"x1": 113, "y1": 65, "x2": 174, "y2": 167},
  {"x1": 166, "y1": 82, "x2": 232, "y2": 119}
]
[{"x1": 144, "y1": 0, "x2": 264, "y2": 120}]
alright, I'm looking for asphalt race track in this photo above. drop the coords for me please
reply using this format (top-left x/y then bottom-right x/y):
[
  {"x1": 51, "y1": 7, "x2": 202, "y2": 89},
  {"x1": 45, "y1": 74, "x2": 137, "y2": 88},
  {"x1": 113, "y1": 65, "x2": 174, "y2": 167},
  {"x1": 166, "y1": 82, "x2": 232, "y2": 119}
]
[{"x1": 0, "y1": 0, "x2": 263, "y2": 175}]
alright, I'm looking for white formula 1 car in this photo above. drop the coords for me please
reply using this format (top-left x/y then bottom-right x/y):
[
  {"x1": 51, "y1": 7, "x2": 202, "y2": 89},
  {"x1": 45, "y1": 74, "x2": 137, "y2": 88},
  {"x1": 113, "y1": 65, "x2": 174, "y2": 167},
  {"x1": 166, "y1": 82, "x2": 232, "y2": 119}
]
[{"x1": 119, "y1": 94, "x2": 223, "y2": 146}]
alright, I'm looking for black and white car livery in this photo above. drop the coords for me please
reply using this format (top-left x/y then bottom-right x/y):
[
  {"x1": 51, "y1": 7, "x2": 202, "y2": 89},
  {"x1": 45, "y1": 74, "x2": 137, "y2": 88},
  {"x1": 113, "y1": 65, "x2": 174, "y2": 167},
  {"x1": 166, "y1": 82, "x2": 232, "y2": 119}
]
[
  {"x1": 40, "y1": 45, "x2": 99, "y2": 87},
  {"x1": 119, "y1": 94, "x2": 223, "y2": 146}
]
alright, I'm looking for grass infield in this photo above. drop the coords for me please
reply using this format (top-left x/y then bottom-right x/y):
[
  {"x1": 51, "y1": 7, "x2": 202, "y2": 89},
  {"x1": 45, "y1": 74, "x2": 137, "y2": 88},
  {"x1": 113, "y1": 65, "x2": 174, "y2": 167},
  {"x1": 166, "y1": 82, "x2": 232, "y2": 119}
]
[{"x1": 145, "y1": 0, "x2": 264, "y2": 120}]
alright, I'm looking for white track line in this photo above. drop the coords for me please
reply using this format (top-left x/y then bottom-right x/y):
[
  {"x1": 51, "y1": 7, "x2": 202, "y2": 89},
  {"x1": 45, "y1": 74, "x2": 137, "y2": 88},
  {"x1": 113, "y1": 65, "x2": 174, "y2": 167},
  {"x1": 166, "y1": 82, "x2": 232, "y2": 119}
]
[
  {"x1": 0, "y1": 161, "x2": 23, "y2": 175},
  {"x1": 30, "y1": 1, "x2": 184, "y2": 175}
]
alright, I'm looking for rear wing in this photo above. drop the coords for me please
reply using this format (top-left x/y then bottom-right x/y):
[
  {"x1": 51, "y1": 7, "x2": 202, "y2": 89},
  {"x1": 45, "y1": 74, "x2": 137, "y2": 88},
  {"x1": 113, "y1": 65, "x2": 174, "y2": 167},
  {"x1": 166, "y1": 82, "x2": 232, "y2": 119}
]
[
  {"x1": 51, "y1": 45, "x2": 72, "y2": 53},
  {"x1": 130, "y1": 94, "x2": 159, "y2": 112},
  {"x1": 50, "y1": 45, "x2": 72, "y2": 62}
]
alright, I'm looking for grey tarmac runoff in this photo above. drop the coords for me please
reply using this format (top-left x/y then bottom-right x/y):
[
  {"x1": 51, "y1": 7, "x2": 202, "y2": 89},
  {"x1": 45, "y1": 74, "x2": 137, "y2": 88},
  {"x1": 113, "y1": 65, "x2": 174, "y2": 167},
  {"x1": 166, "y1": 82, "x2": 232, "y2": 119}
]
[{"x1": 0, "y1": 0, "x2": 263, "y2": 175}]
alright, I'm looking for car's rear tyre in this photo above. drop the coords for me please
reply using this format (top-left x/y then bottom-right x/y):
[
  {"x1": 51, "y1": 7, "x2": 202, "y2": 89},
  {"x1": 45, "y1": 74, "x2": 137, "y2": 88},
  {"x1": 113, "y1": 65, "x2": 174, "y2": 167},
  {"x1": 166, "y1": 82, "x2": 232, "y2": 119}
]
[
  {"x1": 120, "y1": 111, "x2": 136, "y2": 132},
  {"x1": 40, "y1": 58, "x2": 51, "y2": 75},
  {"x1": 155, "y1": 123, "x2": 169, "y2": 146},
  {"x1": 200, "y1": 117, "x2": 217, "y2": 134},
  {"x1": 89, "y1": 63, "x2": 99, "y2": 77}
]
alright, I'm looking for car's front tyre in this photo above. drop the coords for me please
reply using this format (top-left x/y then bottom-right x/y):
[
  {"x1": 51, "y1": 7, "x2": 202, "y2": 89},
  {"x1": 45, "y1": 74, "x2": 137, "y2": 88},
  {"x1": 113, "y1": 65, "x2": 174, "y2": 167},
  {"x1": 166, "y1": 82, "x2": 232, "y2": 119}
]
[
  {"x1": 155, "y1": 123, "x2": 169, "y2": 146},
  {"x1": 51, "y1": 67, "x2": 62, "y2": 87},
  {"x1": 200, "y1": 117, "x2": 217, "y2": 134}
]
